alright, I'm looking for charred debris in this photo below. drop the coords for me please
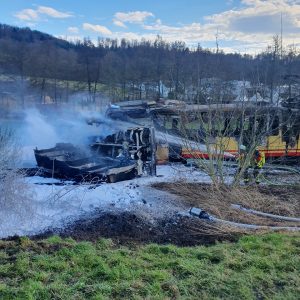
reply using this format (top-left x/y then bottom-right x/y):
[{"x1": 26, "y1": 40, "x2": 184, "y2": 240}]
[
  {"x1": 33, "y1": 99, "x2": 174, "y2": 183},
  {"x1": 34, "y1": 126, "x2": 157, "y2": 183}
]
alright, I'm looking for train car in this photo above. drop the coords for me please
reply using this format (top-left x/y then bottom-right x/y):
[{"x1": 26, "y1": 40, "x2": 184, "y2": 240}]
[{"x1": 150, "y1": 101, "x2": 300, "y2": 163}]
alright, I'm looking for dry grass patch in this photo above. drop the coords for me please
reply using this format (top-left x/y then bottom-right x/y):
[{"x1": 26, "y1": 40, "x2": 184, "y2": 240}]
[{"x1": 152, "y1": 182, "x2": 300, "y2": 228}]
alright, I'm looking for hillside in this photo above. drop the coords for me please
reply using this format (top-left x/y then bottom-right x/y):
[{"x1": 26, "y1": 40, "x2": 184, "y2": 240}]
[{"x1": 1, "y1": 23, "x2": 300, "y2": 105}]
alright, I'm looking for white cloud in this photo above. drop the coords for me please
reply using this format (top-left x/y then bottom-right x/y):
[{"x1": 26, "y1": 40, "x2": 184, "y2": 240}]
[
  {"x1": 14, "y1": 6, "x2": 72, "y2": 22},
  {"x1": 113, "y1": 20, "x2": 127, "y2": 28},
  {"x1": 14, "y1": 1, "x2": 300, "y2": 54},
  {"x1": 113, "y1": 31, "x2": 158, "y2": 41},
  {"x1": 113, "y1": 11, "x2": 154, "y2": 26},
  {"x1": 68, "y1": 26, "x2": 79, "y2": 34},
  {"x1": 14, "y1": 9, "x2": 39, "y2": 21},
  {"x1": 57, "y1": 34, "x2": 83, "y2": 42},
  {"x1": 60, "y1": 0, "x2": 300, "y2": 54},
  {"x1": 142, "y1": 22, "x2": 216, "y2": 42},
  {"x1": 82, "y1": 23, "x2": 112, "y2": 35},
  {"x1": 206, "y1": 0, "x2": 300, "y2": 33},
  {"x1": 37, "y1": 6, "x2": 73, "y2": 18},
  {"x1": 138, "y1": 0, "x2": 300, "y2": 53}
]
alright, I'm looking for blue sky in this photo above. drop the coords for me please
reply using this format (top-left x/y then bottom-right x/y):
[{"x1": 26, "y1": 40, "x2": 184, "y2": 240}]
[{"x1": 1, "y1": 0, "x2": 300, "y2": 53}]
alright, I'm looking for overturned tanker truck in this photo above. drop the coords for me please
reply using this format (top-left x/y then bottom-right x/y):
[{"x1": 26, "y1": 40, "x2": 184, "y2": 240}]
[{"x1": 34, "y1": 127, "x2": 156, "y2": 183}]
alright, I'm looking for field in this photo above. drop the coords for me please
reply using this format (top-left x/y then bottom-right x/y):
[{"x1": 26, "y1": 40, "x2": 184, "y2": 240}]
[{"x1": 0, "y1": 233, "x2": 299, "y2": 299}]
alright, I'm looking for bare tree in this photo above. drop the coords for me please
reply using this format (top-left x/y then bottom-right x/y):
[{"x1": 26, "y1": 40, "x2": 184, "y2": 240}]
[
  {"x1": 169, "y1": 88, "x2": 298, "y2": 187},
  {"x1": 0, "y1": 128, "x2": 34, "y2": 235}
]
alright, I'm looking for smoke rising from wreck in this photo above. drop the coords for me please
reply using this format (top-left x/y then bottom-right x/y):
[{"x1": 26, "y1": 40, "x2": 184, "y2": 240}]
[{"x1": 18, "y1": 106, "x2": 117, "y2": 167}]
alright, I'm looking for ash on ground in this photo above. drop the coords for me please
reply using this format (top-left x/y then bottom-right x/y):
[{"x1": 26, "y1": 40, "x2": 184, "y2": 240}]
[{"x1": 35, "y1": 211, "x2": 234, "y2": 246}]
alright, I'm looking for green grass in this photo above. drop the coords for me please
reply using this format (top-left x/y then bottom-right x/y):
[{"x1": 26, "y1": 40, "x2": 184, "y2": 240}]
[{"x1": 0, "y1": 233, "x2": 299, "y2": 299}]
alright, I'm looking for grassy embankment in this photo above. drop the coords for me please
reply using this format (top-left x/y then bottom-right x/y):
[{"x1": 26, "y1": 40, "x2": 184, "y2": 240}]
[{"x1": 0, "y1": 233, "x2": 299, "y2": 299}]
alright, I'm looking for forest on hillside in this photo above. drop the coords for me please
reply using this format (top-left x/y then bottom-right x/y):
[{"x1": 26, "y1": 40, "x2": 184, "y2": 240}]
[{"x1": 0, "y1": 23, "x2": 300, "y2": 104}]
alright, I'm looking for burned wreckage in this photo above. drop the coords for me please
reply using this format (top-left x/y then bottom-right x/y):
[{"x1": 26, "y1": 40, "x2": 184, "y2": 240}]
[{"x1": 34, "y1": 127, "x2": 156, "y2": 183}]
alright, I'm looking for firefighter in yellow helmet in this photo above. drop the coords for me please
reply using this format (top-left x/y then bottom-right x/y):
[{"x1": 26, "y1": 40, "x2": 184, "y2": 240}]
[
  {"x1": 252, "y1": 149, "x2": 265, "y2": 184},
  {"x1": 237, "y1": 145, "x2": 265, "y2": 184}
]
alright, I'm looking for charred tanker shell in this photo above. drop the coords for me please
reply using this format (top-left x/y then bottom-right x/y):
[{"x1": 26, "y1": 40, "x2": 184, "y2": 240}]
[
  {"x1": 34, "y1": 143, "x2": 137, "y2": 182},
  {"x1": 34, "y1": 126, "x2": 156, "y2": 183},
  {"x1": 90, "y1": 127, "x2": 156, "y2": 176}
]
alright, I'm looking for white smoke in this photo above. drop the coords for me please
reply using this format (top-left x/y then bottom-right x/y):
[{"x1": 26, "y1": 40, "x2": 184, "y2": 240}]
[
  {"x1": 20, "y1": 107, "x2": 116, "y2": 167},
  {"x1": 24, "y1": 109, "x2": 59, "y2": 148}
]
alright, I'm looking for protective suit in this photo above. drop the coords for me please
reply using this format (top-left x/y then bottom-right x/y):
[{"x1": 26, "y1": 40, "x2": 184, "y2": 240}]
[
  {"x1": 252, "y1": 150, "x2": 265, "y2": 184},
  {"x1": 237, "y1": 147, "x2": 265, "y2": 184}
]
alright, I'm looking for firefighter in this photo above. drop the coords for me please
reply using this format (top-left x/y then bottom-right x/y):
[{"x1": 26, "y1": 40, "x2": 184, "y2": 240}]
[
  {"x1": 237, "y1": 146, "x2": 265, "y2": 184},
  {"x1": 252, "y1": 149, "x2": 265, "y2": 184}
]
